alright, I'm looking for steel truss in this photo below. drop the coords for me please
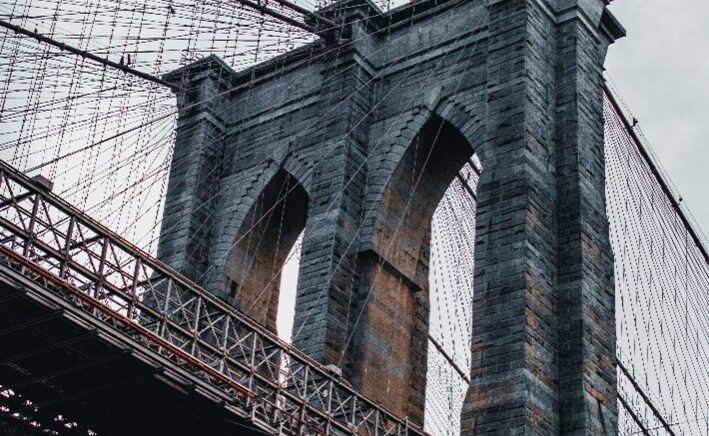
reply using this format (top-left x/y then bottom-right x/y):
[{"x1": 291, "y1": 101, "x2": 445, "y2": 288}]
[{"x1": 0, "y1": 160, "x2": 425, "y2": 436}]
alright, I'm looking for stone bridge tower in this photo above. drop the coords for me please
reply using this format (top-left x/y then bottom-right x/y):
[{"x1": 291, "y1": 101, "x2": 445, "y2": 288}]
[{"x1": 157, "y1": 0, "x2": 625, "y2": 433}]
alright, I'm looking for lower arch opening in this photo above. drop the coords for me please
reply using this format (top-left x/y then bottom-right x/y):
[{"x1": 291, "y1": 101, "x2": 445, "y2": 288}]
[
  {"x1": 224, "y1": 168, "x2": 308, "y2": 334},
  {"x1": 424, "y1": 156, "x2": 480, "y2": 435}
]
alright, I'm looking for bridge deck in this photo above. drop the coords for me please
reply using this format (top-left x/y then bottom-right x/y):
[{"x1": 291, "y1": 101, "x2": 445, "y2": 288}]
[
  {"x1": 0, "y1": 160, "x2": 425, "y2": 436},
  {"x1": 0, "y1": 274, "x2": 265, "y2": 435}
]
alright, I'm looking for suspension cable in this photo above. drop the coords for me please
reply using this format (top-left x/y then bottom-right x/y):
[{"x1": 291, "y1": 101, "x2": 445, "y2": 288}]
[
  {"x1": 604, "y1": 83, "x2": 709, "y2": 266},
  {"x1": 617, "y1": 359, "x2": 678, "y2": 436},
  {"x1": 0, "y1": 18, "x2": 177, "y2": 90}
]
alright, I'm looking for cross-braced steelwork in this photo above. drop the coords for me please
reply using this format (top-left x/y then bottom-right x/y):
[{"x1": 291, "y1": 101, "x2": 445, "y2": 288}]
[{"x1": 0, "y1": 159, "x2": 425, "y2": 436}]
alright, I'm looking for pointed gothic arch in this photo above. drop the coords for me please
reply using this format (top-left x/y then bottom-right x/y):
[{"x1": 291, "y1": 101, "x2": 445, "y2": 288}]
[
  {"x1": 352, "y1": 115, "x2": 478, "y2": 424},
  {"x1": 223, "y1": 168, "x2": 308, "y2": 333}
]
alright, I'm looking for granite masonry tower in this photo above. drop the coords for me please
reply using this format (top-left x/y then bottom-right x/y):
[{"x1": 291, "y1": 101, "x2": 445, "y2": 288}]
[{"x1": 157, "y1": 0, "x2": 625, "y2": 433}]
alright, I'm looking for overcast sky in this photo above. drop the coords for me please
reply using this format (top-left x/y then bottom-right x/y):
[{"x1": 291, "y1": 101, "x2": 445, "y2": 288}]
[{"x1": 606, "y1": 0, "x2": 709, "y2": 239}]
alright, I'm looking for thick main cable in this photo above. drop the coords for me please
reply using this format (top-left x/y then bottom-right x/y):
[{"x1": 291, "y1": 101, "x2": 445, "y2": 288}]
[{"x1": 0, "y1": 18, "x2": 177, "y2": 90}]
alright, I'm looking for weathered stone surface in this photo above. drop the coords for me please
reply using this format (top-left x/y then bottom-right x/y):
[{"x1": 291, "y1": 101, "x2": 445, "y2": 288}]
[{"x1": 158, "y1": 0, "x2": 624, "y2": 432}]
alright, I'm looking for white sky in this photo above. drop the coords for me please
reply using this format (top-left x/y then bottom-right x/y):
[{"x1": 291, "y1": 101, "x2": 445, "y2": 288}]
[{"x1": 606, "y1": 0, "x2": 709, "y2": 238}]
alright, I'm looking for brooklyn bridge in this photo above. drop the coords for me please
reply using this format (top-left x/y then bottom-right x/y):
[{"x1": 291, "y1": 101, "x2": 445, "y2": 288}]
[{"x1": 0, "y1": 0, "x2": 707, "y2": 434}]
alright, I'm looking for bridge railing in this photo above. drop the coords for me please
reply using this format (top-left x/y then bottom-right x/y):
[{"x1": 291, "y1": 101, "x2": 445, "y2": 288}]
[{"x1": 0, "y1": 160, "x2": 425, "y2": 436}]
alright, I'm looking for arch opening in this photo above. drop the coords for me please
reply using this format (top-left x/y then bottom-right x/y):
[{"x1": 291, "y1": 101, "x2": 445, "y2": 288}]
[
  {"x1": 277, "y1": 231, "x2": 303, "y2": 343},
  {"x1": 354, "y1": 116, "x2": 478, "y2": 426},
  {"x1": 370, "y1": 117, "x2": 475, "y2": 281},
  {"x1": 224, "y1": 168, "x2": 308, "y2": 334},
  {"x1": 424, "y1": 156, "x2": 480, "y2": 436}
]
